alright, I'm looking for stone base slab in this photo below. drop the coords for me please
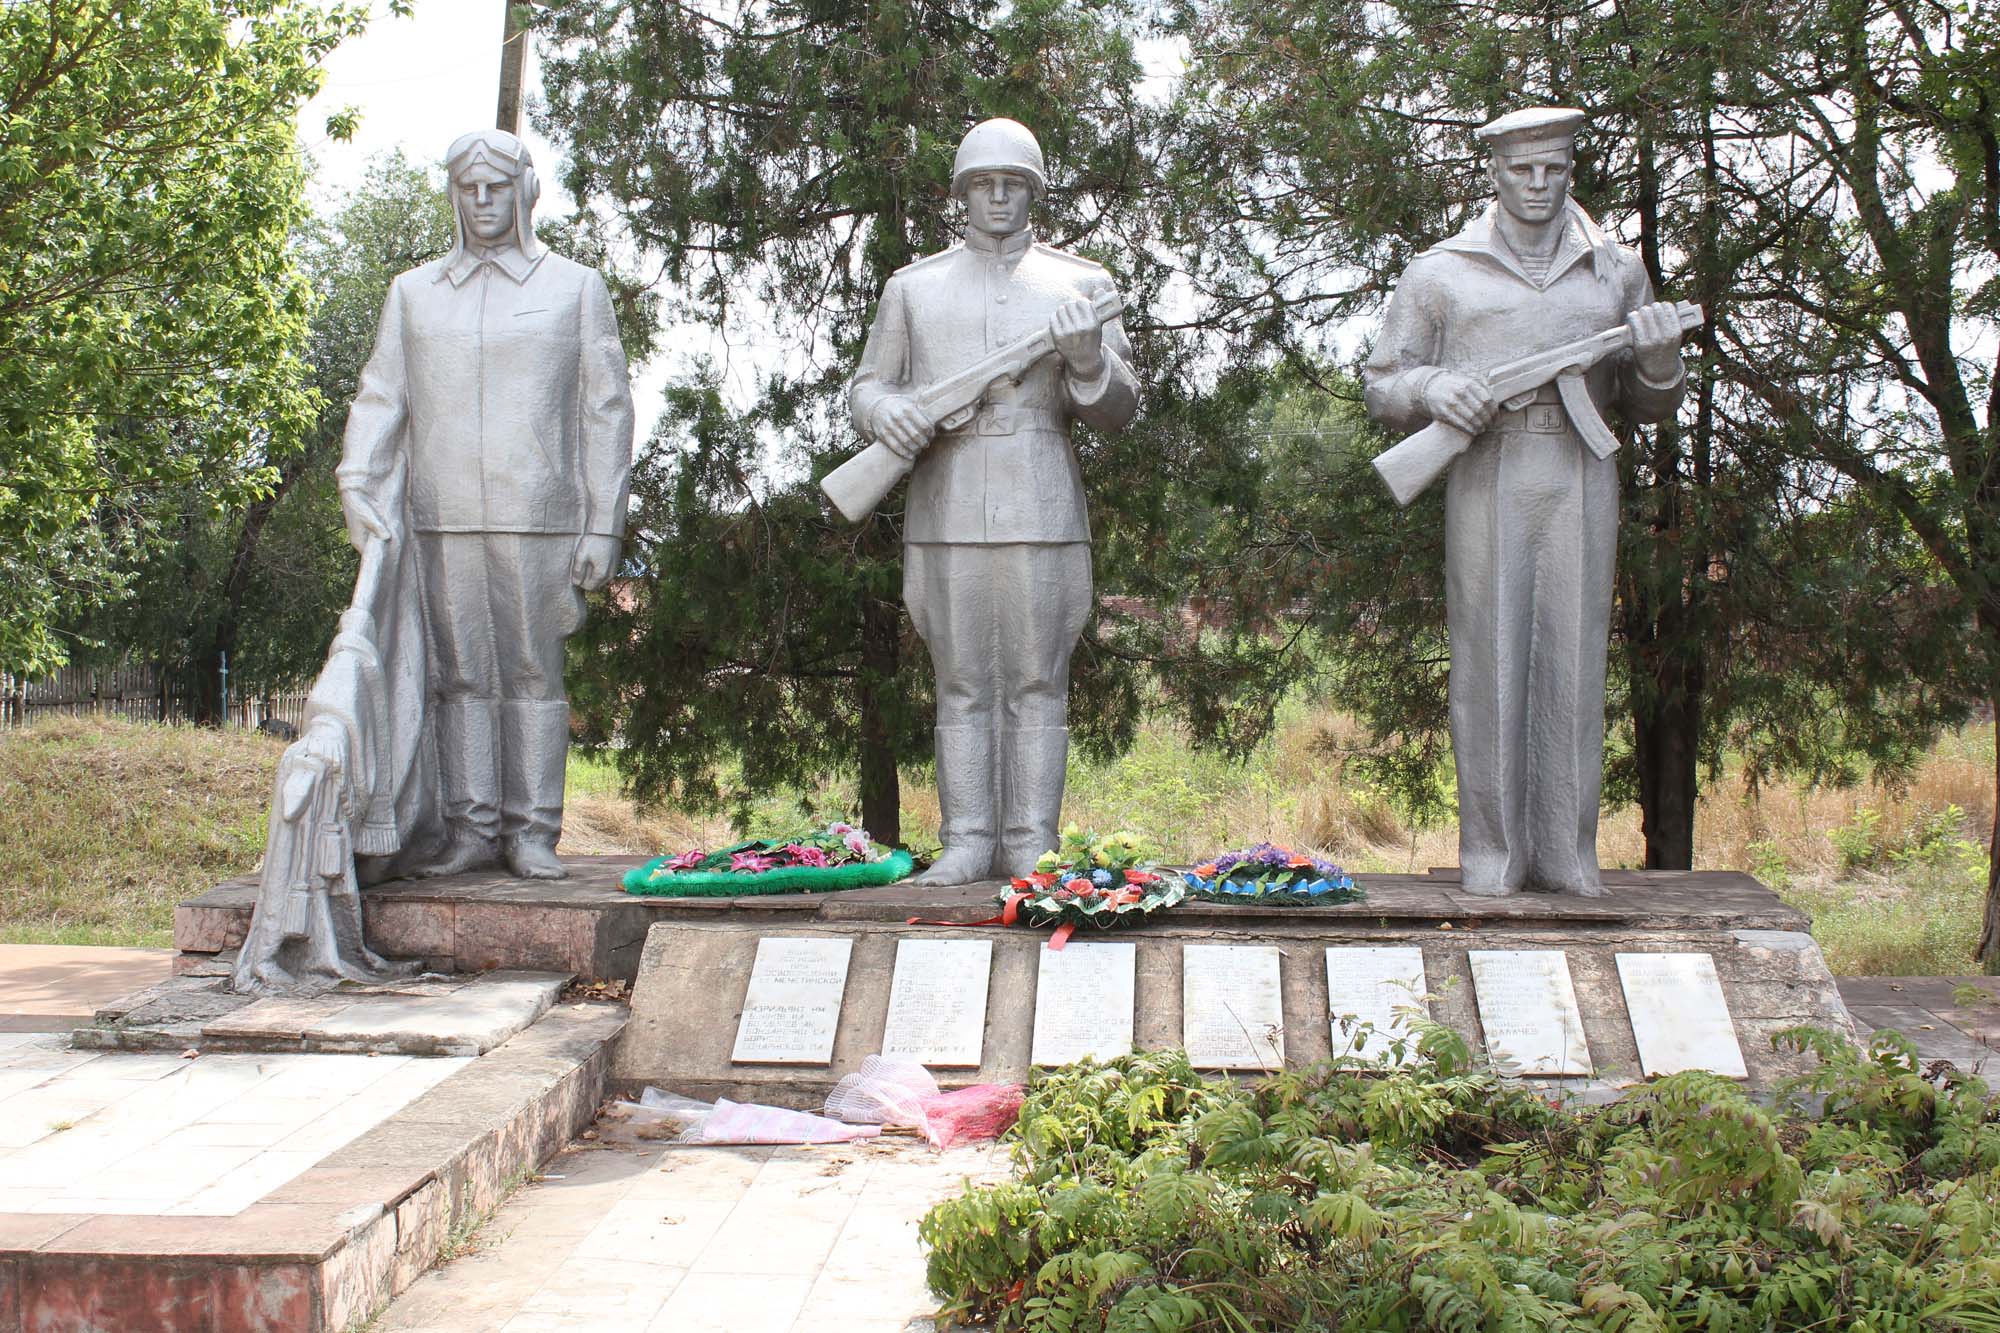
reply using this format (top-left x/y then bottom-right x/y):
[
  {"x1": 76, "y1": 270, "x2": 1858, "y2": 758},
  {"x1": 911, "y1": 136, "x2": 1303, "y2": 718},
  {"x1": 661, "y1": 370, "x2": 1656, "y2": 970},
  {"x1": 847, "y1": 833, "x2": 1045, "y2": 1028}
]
[
  {"x1": 1, "y1": 1003, "x2": 625, "y2": 1333},
  {"x1": 71, "y1": 971, "x2": 570, "y2": 1058},
  {"x1": 611, "y1": 871, "x2": 1858, "y2": 1106},
  {"x1": 175, "y1": 858, "x2": 1815, "y2": 988}
]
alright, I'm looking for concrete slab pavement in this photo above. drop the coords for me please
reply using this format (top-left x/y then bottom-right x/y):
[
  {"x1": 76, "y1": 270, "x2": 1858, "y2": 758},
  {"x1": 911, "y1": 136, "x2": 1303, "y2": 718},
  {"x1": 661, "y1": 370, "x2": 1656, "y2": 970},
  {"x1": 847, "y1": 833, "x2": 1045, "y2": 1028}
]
[
  {"x1": 0, "y1": 944, "x2": 172, "y2": 1032},
  {"x1": 376, "y1": 1136, "x2": 1008, "y2": 1333}
]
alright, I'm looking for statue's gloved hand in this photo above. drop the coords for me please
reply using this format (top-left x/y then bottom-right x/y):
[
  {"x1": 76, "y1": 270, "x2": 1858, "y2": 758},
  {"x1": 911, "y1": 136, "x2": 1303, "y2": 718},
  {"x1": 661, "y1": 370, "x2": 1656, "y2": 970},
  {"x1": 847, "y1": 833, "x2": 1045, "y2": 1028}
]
[
  {"x1": 1051, "y1": 298, "x2": 1106, "y2": 381},
  {"x1": 872, "y1": 394, "x2": 934, "y2": 461},
  {"x1": 339, "y1": 488, "x2": 394, "y2": 552},
  {"x1": 1626, "y1": 301, "x2": 1685, "y2": 383},
  {"x1": 1422, "y1": 370, "x2": 1498, "y2": 436},
  {"x1": 571, "y1": 534, "x2": 622, "y2": 591}
]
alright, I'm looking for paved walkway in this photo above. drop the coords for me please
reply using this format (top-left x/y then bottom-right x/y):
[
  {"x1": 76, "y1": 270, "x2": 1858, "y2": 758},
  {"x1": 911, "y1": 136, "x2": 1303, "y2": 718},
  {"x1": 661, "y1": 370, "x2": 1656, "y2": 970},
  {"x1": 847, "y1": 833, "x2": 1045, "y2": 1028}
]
[
  {"x1": 0, "y1": 943, "x2": 172, "y2": 1031},
  {"x1": 1837, "y1": 975, "x2": 1998, "y2": 1083},
  {"x1": 378, "y1": 1134, "x2": 1008, "y2": 1333},
  {"x1": 0, "y1": 1031, "x2": 468, "y2": 1214}
]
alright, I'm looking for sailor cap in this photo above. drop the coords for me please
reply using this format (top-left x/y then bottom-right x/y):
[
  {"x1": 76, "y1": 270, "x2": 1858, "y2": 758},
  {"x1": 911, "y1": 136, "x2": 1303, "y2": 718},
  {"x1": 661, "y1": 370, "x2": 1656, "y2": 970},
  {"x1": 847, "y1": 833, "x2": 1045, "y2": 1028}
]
[{"x1": 1475, "y1": 107, "x2": 1586, "y2": 156}]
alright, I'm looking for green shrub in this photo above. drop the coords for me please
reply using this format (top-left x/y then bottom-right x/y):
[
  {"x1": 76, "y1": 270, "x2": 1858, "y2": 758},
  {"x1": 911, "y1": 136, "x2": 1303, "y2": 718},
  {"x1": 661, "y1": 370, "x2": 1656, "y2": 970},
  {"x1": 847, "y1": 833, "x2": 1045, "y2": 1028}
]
[{"x1": 921, "y1": 1032, "x2": 2000, "y2": 1331}]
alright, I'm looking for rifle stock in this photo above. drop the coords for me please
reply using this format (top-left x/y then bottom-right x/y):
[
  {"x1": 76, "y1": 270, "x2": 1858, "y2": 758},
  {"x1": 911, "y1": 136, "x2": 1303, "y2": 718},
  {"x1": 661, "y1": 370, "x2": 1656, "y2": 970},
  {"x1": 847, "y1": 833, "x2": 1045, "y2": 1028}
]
[
  {"x1": 822, "y1": 441, "x2": 914, "y2": 525},
  {"x1": 1372, "y1": 420, "x2": 1474, "y2": 508}
]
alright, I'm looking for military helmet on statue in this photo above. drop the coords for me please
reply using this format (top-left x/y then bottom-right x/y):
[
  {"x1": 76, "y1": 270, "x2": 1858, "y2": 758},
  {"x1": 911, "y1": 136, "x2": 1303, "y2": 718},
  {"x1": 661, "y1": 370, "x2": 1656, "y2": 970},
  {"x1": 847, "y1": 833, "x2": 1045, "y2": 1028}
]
[{"x1": 951, "y1": 118, "x2": 1047, "y2": 199}]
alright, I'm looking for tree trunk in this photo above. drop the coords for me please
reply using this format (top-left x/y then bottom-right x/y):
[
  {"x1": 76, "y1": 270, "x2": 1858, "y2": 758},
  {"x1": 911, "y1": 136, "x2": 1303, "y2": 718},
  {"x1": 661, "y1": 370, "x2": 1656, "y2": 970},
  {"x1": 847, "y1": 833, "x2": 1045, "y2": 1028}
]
[
  {"x1": 1632, "y1": 652, "x2": 1701, "y2": 870},
  {"x1": 857, "y1": 591, "x2": 902, "y2": 846},
  {"x1": 1982, "y1": 684, "x2": 2000, "y2": 973}
]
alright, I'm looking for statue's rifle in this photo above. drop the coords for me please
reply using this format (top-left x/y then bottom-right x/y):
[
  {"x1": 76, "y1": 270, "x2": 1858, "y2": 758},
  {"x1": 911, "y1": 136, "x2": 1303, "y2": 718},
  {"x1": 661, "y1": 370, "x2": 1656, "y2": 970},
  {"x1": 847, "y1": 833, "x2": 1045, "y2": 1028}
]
[
  {"x1": 821, "y1": 287, "x2": 1124, "y2": 523},
  {"x1": 1372, "y1": 300, "x2": 1704, "y2": 508}
]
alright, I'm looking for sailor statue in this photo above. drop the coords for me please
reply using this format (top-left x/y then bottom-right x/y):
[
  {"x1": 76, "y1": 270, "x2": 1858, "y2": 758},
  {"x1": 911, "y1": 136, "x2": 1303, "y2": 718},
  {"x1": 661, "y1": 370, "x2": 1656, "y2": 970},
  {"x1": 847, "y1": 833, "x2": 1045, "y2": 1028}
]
[{"x1": 1363, "y1": 107, "x2": 1695, "y2": 897}]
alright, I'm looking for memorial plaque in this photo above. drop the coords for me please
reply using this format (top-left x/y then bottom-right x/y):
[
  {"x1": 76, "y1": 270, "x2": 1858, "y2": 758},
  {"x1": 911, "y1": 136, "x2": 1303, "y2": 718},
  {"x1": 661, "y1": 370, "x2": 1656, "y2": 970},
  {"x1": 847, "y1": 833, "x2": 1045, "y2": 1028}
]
[
  {"x1": 880, "y1": 938, "x2": 993, "y2": 1067},
  {"x1": 1617, "y1": 952, "x2": 1748, "y2": 1078},
  {"x1": 1324, "y1": 946, "x2": 1429, "y2": 1065},
  {"x1": 1468, "y1": 950, "x2": 1592, "y2": 1076},
  {"x1": 730, "y1": 936, "x2": 853, "y2": 1065},
  {"x1": 1182, "y1": 945, "x2": 1285, "y2": 1070},
  {"x1": 1031, "y1": 941, "x2": 1136, "y2": 1066}
]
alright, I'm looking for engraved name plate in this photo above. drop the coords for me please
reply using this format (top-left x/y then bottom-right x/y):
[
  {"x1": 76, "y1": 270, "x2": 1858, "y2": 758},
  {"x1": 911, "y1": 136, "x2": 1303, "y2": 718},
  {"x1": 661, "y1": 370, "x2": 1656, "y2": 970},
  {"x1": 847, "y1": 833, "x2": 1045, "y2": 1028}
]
[
  {"x1": 880, "y1": 938, "x2": 993, "y2": 1068},
  {"x1": 1617, "y1": 952, "x2": 1748, "y2": 1078},
  {"x1": 1468, "y1": 950, "x2": 1593, "y2": 1076},
  {"x1": 731, "y1": 936, "x2": 853, "y2": 1065},
  {"x1": 1324, "y1": 946, "x2": 1429, "y2": 1066},
  {"x1": 1182, "y1": 944, "x2": 1285, "y2": 1070},
  {"x1": 1031, "y1": 941, "x2": 1136, "y2": 1066}
]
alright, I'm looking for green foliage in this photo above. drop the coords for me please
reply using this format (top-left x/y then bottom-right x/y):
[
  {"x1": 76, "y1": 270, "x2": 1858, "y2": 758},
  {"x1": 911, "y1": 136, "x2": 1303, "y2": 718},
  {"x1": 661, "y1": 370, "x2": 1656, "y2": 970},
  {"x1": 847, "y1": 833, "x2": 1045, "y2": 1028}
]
[
  {"x1": 921, "y1": 1037, "x2": 2000, "y2": 1331},
  {"x1": 0, "y1": 0, "x2": 370, "y2": 674}
]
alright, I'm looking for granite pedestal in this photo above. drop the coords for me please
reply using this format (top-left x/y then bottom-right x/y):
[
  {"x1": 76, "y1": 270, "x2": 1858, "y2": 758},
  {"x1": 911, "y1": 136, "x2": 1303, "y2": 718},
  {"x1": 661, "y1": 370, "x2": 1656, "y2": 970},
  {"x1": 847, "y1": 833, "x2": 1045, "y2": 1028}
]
[{"x1": 608, "y1": 869, "x2": 1861, "y2": 1106}]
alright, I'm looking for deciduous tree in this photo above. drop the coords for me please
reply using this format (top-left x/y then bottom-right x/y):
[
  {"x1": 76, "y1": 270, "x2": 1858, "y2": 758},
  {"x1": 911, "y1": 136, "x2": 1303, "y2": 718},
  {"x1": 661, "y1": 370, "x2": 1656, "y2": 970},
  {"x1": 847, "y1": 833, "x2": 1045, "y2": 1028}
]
[{"x1": 0, "y1": 0, "x2": 372, "y2": 675}]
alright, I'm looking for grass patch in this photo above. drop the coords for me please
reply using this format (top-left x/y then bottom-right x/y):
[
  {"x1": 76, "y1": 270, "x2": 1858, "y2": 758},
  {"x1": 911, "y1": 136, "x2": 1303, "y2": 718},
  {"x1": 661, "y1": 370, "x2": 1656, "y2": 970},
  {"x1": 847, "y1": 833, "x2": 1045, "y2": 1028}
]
[{"x1": 0, "y1": 717, "x2": 280, "y2": 947}]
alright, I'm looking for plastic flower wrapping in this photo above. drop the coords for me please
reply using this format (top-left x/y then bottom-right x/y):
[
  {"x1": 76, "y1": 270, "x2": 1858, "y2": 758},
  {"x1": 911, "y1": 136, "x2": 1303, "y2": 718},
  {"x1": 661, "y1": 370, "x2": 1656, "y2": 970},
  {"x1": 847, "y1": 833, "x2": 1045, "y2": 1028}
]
[
  {"x1": 999, "y1": 825, "x2": 1186, "y2": 946},
  {"x1": 624, "y1": 821, "x2": 913, "y2": 897},
  {"x1": 1182, "y1": 842, "x2": 1362, "y2": 904}
]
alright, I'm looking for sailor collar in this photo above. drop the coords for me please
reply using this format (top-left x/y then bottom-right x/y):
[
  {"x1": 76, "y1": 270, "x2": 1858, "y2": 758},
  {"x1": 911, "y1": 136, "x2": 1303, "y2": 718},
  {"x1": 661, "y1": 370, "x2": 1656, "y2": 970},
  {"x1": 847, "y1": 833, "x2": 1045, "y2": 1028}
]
[
  {"x1": 962, "y1": 226, "x2": 1035, "y2": 261},
  {"x1": 438, "y1": 243, "x2": 547, "y2": 288},
  {"x1": 1429, "y1": 203, "x2": 1614, "y2": 290}
]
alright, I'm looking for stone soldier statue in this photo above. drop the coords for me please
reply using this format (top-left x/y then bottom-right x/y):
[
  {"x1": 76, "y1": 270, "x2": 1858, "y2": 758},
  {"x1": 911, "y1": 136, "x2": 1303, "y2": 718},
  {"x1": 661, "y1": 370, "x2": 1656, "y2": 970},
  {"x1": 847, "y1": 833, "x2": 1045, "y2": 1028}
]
[
  {"x1": 849, "y1": 118, "x2": 1140, "y2": 883},
  {"x1": 336, "y1": 128, "x2": 635, "y2": 881},
  {"x1": 1363, "y1": 108, "x2": 1688, "y2": 896}
]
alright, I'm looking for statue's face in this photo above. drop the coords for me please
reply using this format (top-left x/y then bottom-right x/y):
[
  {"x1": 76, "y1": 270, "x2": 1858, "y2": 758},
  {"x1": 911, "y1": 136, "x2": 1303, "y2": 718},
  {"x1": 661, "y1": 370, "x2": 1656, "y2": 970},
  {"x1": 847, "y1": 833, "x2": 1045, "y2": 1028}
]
[
  {"x1": 1489, "y1": 147, "x2": 1572, "y2": 225},
  {"x1": 963, "y1": 169, "x2": 1034, "y2": 239},
  {"x1": 454, "y1": 161, "x2": 519, "y2": 244}
]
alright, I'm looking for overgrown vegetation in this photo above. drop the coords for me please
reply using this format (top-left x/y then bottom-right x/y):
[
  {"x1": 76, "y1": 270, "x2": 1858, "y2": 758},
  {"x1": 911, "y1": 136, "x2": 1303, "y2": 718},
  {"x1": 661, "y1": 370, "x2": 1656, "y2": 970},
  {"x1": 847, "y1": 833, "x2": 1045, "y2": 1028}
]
[{"x1": 922, "y1": 1035, "x2": 2000, "y2": 1331}]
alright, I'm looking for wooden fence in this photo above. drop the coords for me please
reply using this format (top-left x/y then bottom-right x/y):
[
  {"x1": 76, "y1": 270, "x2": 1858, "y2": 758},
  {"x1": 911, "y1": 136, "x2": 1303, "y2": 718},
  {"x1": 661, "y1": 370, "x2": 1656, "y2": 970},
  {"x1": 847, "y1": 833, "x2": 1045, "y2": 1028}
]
[{"x1": 0, "y1": 663, "x2": 309, "y2": 730}]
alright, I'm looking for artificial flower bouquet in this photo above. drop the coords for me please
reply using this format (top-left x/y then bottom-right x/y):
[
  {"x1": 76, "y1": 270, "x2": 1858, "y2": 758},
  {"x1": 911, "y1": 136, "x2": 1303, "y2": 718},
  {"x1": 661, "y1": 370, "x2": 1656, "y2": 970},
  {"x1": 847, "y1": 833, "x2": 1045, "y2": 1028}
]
[
  {"x1": 1182, "y1": 842, "x2": 1362, "y2": 904},
  {"x1": 999, "y1": 825, "x2": 1186, "y2": 945},
  {"x1": 624, "y1": 821, "x2": 913, "y2": 897}
]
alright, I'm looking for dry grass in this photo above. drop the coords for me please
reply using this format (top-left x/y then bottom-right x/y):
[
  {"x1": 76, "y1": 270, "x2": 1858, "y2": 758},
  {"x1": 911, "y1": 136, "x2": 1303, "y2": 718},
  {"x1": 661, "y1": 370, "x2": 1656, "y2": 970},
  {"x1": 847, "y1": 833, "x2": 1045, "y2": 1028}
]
[
  {"x1": 5, "y1": 711, "x2": 1992, "y2": 975},
  {"x1": 0, "y1": 716, "x2": 281, "y2": 946}
]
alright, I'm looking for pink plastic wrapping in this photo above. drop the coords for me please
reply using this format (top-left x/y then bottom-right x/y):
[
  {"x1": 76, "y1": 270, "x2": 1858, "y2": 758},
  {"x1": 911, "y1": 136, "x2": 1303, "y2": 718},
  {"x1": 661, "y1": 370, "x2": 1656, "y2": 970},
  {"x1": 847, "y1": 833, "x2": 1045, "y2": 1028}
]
[{"x1": 915, "y1": 1083, "x2": 1025, "y2": 1149}]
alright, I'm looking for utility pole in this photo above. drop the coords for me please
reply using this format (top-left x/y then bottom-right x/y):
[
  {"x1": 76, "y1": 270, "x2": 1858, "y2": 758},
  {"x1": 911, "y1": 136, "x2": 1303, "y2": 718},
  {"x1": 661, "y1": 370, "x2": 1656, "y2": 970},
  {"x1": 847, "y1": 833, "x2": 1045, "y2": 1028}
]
[{"x1": 496, "y1": 2, "x2": 528, "y2": 134}]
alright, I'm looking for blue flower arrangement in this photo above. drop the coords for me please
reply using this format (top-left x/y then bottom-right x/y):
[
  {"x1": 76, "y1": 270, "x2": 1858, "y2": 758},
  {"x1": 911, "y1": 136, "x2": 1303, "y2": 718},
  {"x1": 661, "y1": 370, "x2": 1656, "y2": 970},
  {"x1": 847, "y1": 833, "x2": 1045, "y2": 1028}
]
[{"x1": 1182, "y1": 842, "x2": 1363, "y2": 904}]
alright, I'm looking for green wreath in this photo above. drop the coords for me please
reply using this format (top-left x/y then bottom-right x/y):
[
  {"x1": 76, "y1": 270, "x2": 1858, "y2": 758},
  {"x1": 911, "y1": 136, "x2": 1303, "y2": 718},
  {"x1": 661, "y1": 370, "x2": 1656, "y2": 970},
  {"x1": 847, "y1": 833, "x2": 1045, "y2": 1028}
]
[{"x1": 624, "y1": 845, "x2": 913, "y2": 897}]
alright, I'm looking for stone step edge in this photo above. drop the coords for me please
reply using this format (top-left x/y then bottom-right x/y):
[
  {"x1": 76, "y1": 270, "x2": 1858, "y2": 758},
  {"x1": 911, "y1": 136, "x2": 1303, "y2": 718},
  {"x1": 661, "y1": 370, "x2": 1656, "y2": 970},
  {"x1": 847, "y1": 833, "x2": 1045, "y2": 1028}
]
[{"x1": 1, "y1": 1001, "x2": 628, "y2": 1333}]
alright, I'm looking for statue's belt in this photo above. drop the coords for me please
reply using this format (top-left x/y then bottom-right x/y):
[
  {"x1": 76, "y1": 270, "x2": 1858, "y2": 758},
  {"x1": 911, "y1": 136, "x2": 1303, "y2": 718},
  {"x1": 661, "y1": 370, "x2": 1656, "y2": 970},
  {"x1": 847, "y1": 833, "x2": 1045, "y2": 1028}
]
[{"x1": 1495, "y1": 383, "x2": 1570, "y2": 434}]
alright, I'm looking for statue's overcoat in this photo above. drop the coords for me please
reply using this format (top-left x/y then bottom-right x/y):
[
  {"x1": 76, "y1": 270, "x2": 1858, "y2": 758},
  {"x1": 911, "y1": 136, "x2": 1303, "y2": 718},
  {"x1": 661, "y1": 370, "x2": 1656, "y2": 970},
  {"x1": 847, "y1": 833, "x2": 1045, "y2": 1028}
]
[{"x1": 1363, "y1": 205, "x2": 1685, "y2": 894}]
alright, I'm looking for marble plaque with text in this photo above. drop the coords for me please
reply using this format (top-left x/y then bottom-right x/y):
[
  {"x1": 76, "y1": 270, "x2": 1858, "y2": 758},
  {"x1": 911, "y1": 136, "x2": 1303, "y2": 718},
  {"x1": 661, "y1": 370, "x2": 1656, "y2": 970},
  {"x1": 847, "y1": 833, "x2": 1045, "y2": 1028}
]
[
  {"x1": 1324, "y1": 946, "x2": 1429, "y2": 1065},
  {"x1": 1031, "y1": 941, "x2": 1136, "y2": 1066},
  {"x1": 1182, "y1": 945, "x2": 1285, "y2": 1070},
  {"x1": 1468, "y1": 950, "x2": 1593, "y2": 1076},
  {"x1": 880, "y1": 938, "x2": 993, "y2": 1067},
  {"x1": 730, "y1": 936, "x2": 853, "y2": 1065},
  {"x1": 1617, "y1": 952, "x2": 1748, "y2": 1078}
]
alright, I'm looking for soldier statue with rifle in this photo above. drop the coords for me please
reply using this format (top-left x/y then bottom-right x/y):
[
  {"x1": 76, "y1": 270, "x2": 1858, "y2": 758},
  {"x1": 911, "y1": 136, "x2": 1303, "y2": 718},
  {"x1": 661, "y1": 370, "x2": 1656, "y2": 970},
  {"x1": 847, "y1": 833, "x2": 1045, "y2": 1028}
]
[
  {"x1": 837, "y1": 118, "x2": 1140, "y2": 883},
  {"x1": 1363, "y1": 107, "x2": 1694, "y2": 897}
]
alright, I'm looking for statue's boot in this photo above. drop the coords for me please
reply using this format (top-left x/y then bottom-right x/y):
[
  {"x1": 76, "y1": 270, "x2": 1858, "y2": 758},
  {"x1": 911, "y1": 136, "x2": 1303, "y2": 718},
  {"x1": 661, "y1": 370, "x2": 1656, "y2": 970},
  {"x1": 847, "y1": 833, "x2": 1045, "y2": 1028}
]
[
  {"x1": 416, "y1": 698, "x2": 503, "y2": 877},
  {"x1": 913, "y1": 724, "x2": 997, "y2": 885},
  {"x1": 500, "y1": 699, "x2": 570, "y2": 880},
  {"x1": 993, "y1": 725, "x2": 1069, "y2": 879}
]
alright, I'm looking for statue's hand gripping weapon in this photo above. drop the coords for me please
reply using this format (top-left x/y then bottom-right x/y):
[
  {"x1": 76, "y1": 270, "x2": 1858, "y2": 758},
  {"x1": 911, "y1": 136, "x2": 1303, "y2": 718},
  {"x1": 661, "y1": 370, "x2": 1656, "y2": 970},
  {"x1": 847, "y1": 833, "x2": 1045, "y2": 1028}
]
[
  {"x1": 1372, "y1": 300, "x2": 1704, "y2": 508},
  {"x1": 822, "y1": 287, "x2": 1124, "y2": 523}
]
